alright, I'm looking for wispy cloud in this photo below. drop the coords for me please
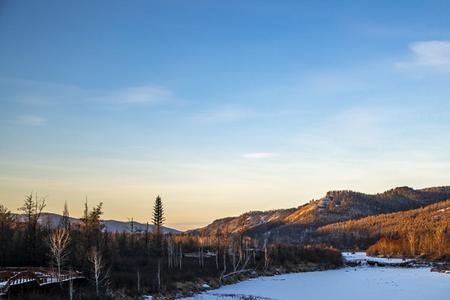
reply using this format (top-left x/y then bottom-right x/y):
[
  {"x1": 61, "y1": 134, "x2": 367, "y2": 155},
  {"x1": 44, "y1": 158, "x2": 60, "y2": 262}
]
[
  {"x1": 1, "y1": 78, "x2": 178, "y2": 108},
  {"x1": 17, "y1": 115, "x2": 47, "y2": 126},
  {"x1": 242, "y1": 152, "x2": 276, "y2": 159},
  {"x1": 396, "y1": 40, "x2": 450, "y2": 70},
  {"x1": 192, "y1": 105, "x2": 297, "y2": 124},
  {"x1": 100, "y1": 85, "x2": 175, "y2": 105},
  {"x1": 193, "y1": 106, "x2": 251, "y2": 123}
]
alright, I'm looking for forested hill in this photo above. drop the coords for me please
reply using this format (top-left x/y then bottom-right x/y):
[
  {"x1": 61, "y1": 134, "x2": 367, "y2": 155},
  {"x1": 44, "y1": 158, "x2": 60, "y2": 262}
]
[
  {"x1": 189, "y1": 208, "x2": 297, "y2": 236},
  {"x1": 316, "y1": 199, "x2": 450, "y2": 257},
  {"x1": 192, "y1": 186, "x2": 450, "y2": 238}
]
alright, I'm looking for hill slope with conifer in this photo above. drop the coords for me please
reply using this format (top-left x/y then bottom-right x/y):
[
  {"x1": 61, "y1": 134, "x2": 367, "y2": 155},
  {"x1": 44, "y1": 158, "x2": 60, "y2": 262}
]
[{"x1": 192, "y1": 186, "x2": 450, "y2": 241}]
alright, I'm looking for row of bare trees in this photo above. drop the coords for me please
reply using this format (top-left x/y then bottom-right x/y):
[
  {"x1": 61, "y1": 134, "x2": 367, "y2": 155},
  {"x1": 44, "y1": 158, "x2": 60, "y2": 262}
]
[{"x1": 366, "y1": 223, "x2": 450, "y2": 258}]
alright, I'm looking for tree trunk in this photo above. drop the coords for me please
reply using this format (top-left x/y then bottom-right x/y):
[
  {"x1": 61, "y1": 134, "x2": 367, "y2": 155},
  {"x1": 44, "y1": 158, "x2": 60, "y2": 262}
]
[
  {"x1": 157, "y1": 259, "x2": 161, "y2": 291},
  {"x1": 69, "y1": 276, "x2": 74, "y2": 300},
  {"x1": 137, "y1": 270, "x2": 141, "y2": 293}
]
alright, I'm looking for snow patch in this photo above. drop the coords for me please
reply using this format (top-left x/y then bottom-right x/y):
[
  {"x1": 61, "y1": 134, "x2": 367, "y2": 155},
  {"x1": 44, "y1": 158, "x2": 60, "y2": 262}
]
[{"x1": 343, "y1": 252, "x2": 412, "y2": 264}]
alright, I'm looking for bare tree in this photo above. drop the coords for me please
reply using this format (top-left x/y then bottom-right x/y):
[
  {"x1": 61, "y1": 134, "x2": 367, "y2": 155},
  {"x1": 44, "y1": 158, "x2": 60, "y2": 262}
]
[
  {"x1": 433, "y1": 224, "x2": 448, "y2": 257},
  {"x1": 136, "y1": 269, "x2": 141, "y2": 294},
  {"x1": 128, "y1": 217, "x2": 135, "y2": 248},
  {"x1": 88, "y1": 247, "x2": 108, "y2": 297},
  {"x1": 167, "y1": 235, "x2": 184, "y2": 270},
  {"x1": 167, "y1": 235, "x2": 174, "y2": 268},
  {"x1": 69, "y1": 275, "x2": 74, "y2": 300},
  {"x1": 263, "y1": 238, "x2": 269, "y2": 269},
  {"x1": 157, "y1": 259, "x2": 161, "y2": 292},
  {"x1": 178, "y1": 242, "x2": 183, "y2": 270},
  {"x1": 406, "y1": 229, "x2": 417, "y2": 257},
  {"x1": 49, "y1": 227, "x2": 71, "y2": 284},
  {"x1": 128, "y1": 217, "x2": 135, "y2": 234},
  {"x1": 219, "y1": 231, "x2": 230, "y2": 282},
  {"x1": 198, "y1": 236, "x2": 205, "y2": 267},
  {"x1": 145, "y1": 222, "x2": 150, "y2": 250},
  {"x1": 214, "y1": 229, "x2": 222, "y2": 270},
  {"x1": 230, "y1": 236, "x2": 239, "y2": 272}
]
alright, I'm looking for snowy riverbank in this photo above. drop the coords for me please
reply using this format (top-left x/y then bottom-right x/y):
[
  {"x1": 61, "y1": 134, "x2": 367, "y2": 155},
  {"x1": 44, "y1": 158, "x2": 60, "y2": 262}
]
[
  {"x1": 180, "y1": 253, "x2": 450, "y2": 300},
  {"x1": 343, "y1": 252, "x2": 411, "y2": 263}
]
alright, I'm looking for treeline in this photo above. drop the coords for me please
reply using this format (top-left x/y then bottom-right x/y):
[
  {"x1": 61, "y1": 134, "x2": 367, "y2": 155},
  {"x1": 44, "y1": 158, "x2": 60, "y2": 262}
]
[
  {"x1": 0, "y1": 194, "x2": 342, "y2": 299},
  {"x1": 315, "y1": 200, "x2": 450, "y2": 260}
]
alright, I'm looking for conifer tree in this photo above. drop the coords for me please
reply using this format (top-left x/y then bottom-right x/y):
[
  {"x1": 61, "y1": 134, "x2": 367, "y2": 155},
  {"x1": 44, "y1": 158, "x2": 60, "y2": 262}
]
[
  {"x1": 19, "y1": 193, "x2": 46, "y2": 265},
  {"x1": 152, "y1": 195, "x2": 165, "y2": 291},
  {"x1": 60, "y1": 201, "x2": 70, "y2": 230},
  {"x1": 152, "y1": 195, "x2": 165, "y2": 237},
  {"x1": 0, "y1": 205, "x2": 15, "y2": 266}
]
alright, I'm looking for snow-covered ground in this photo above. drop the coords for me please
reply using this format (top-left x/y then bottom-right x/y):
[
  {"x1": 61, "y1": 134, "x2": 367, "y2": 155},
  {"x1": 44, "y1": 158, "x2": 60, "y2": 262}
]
[
  {"x1": 343, "y1": 251, "x2": 412, "y2": 264},
  {"x1": 181, "y1": 265, "x2": 450, "y2": 300}
]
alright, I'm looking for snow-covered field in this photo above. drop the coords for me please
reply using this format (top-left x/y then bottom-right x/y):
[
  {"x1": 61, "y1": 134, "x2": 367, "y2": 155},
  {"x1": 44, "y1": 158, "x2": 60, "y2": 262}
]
[{"x1": 181, "y1": 255, "x2": 450, "y2": 300}]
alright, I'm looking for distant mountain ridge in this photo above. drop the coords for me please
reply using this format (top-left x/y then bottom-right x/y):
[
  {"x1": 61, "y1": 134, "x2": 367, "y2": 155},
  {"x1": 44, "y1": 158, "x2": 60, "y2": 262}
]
[
  {"x1": 191, "y1": 186, "x2": 450, "y2": 239},
  {"x1": 15, "y1": 212, "x2": 180, "y2": 234}
]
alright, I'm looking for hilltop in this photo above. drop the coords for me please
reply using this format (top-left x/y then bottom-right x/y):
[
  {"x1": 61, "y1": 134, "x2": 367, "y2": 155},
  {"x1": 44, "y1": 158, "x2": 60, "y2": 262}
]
[{"x1": 192, "y1": 186, "x2": 450, "y2": 241}]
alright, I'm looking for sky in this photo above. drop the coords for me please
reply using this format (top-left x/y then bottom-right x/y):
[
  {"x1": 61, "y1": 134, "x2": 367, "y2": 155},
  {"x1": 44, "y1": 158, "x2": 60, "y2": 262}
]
[{"x1": 1, "y1": 0, "x2": 450, "y2": 230}]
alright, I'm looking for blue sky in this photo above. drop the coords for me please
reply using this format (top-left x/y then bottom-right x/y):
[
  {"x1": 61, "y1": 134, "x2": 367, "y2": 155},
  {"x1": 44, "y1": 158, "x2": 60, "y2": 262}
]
[{"x1": 1, "y1": 0, "x2": 450, "y2": 229}]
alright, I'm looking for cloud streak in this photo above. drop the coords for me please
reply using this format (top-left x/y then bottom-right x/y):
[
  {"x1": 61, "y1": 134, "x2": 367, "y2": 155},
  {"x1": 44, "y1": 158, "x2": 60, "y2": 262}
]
[
  {"x1": 194, "y1": 107, "x2": 251, "y2": 123},
  {"x1": 397, "y1": 40, "x2": 450, "y2": 70},
  {"x1": 242, "y1": 152, "x2": 276, "y2": 159},
  {"x1": 1, "y1": 78, "x2": 179, "y2": 109},
  {"x1": 100, "y1": 85, "x2": 175, "y2": 105},
  {"x1": 17, "y1": 115, "x2": 47, "y2": 126}
]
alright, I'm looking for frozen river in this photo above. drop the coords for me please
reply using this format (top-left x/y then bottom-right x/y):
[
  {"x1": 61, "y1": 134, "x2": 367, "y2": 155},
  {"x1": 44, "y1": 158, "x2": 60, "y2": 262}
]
[{"x1": 181, "y1": 253, "x2": 450, "y2": 300}]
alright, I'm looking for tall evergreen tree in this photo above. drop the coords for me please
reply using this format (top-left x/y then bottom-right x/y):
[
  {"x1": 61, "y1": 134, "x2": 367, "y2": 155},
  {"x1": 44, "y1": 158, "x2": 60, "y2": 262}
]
[
  {"x1": 152, "y1": 195, "x2": 165, "y2": 236},
  {"x1": 60, "y1": 201, "x2": 71, "y2": 230},
  {"x1": 152, "y1": 195, "x2": 165, "y2": 291}
]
